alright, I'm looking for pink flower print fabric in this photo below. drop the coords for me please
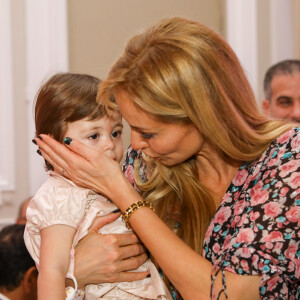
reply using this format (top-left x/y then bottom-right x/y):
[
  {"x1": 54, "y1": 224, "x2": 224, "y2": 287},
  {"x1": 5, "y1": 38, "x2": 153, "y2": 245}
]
[{"x1": 203, "y1": 128, "x2": 300, "y2": 299}]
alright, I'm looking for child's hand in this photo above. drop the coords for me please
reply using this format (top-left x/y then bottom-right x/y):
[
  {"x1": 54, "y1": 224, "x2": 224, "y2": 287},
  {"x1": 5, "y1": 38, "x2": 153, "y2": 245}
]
[{"x1": 74, "y1": 212, "x2": 149, "y2": 288}]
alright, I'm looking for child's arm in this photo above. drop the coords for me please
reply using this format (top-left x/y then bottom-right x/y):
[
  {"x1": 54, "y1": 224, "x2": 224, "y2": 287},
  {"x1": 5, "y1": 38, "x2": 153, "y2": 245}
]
[{"x1": 39, "y1": 224, "x2": 76, "y2": 300}]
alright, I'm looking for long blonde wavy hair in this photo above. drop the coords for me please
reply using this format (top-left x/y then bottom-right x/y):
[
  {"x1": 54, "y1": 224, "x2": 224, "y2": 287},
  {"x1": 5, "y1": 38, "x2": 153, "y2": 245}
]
[{"x1": 98, "y1": 17, "x2": 292, "y2": 256}]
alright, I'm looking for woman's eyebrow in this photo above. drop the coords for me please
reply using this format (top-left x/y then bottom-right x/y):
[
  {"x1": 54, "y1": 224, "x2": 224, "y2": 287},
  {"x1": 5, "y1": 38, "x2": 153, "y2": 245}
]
[
  {"x1": 130, "y1": 125, "x2": 156, "y2": 133},
  {"x1": 130, "y1": 125, "x2": 147, "y2": 131}
]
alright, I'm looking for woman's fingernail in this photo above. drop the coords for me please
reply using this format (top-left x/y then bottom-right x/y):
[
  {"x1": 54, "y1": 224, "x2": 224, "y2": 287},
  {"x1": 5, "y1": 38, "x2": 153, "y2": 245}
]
[
  {"x1": 32, "y1": 139, "x2": 37, "y2": 145},
  {"x1": 64, "y1": 137, "x2": 72, "y2": 145},
  {"x1": 37, "y1": 149, "x2": 42, "y2": 156},
  {"x1": 146, "y1": 274, "x2": 151, "y2": 278},
  {"x1": 112, "y1": 208, "x2": 121, "y2": 213},
  {"x1": 38, "y1": 135, "x2": 43, "y2": 140}
]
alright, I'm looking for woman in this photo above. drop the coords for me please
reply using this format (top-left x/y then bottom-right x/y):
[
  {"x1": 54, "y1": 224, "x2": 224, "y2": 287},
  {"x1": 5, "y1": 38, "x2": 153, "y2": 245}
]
[{"x1": 34, "y1": 17, "x2": 299, "y2": 299}]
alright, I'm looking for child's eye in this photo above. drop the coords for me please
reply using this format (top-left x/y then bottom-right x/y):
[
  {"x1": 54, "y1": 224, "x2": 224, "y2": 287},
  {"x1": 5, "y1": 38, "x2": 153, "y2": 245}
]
[
  {"x1": 111, "y1": 130, "x2": 122, "y2": 138},
  {"x1": 88, "y1": 133, "x2": 99, "y2": 140}
]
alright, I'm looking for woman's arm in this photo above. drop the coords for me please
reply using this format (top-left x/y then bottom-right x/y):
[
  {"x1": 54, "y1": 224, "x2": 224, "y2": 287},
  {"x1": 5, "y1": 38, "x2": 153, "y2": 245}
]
[
  {"x1": 35, "y1": 135, "x2": 261, "y2": 299},
  {"x1": 39, "y1": 225, "x2": 76, "y2": 300},
  {"x1": 109, "y1": 177, "x2": 261, "y2": 300}
]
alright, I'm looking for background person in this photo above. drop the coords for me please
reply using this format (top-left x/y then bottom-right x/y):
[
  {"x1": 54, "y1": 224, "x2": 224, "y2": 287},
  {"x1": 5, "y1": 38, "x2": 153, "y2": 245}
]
[
  {"x1": 33, "y1": 18, "x2": 299, "y2": 300},
  {"x1": 0, "y1": 224, "x2": 37, "y2": 300},
  {"x1": 262, "y1": 59, "x2": 300, "y2": 123},
  {"x1": 26, "y1": 73, "x2": 170, "y2": 299},
  {"x1": 16, "y1": 197, "x2": 32, "y2": 225}
]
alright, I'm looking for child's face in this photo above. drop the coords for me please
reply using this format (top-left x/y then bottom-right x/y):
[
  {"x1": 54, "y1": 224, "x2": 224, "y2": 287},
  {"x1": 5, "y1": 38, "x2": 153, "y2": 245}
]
[{"x1": 64, "y1": 112, "x2": 123, "y2": 162}]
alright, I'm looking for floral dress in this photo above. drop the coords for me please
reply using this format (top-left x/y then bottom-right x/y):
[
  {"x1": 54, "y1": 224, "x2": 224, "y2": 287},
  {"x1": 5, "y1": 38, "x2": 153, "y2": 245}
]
[
  {"x1": 123, "y1": 127, "x2": 300, "y2": 300},
  {"x1": 204, "y1": 127, "x2": 299, "y2": 300}
]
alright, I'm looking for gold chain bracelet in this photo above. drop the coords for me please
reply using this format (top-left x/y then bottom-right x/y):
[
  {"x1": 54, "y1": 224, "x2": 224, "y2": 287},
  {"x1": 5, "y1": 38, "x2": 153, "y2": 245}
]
[{"x1": 122, "y1": 200, "x2": 154, "y2": 229}]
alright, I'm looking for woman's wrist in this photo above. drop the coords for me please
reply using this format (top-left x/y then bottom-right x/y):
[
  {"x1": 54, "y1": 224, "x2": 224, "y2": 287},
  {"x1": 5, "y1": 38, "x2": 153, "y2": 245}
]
[
  {"x1": 109, "y1": 173, "x2": 142, "y2": 211},
  {"x1": 91, "y1": 165, "x2": 127, "y2": 200},
  {"x1": 122, "y1": 199, "x2": 154, "y2": 229}
]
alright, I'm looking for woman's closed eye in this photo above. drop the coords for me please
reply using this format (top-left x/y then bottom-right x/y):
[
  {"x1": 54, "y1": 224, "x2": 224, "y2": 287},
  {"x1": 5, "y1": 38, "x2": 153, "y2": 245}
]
[{"x1": 140, "y1": 132, "x2": 155, "y2": 139}]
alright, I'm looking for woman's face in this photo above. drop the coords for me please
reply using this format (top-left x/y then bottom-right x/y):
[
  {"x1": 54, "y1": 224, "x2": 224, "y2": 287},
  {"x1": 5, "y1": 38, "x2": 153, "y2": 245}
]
[{"x1": 115, "y1": 92, "x2": 204, "y2": 166}]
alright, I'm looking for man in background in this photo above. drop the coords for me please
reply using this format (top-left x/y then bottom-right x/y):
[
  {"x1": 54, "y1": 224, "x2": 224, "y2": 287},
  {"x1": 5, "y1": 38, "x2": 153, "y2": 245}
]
[
  {"x1": 0, "y1": 224, "x2": 37, "y2": 300},
  {"x1": 262, "y1": 59, "x2": 300, "y2": 123}
]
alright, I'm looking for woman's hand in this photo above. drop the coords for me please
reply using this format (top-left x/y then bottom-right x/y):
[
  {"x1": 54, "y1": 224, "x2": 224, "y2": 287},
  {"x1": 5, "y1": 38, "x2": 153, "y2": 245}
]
[
  {"x1": 74, "y1": 212, "x2": 149, "y2": 288},
  {"x1": 34, "y1": 134, "x2": 125, "y2": 199}
]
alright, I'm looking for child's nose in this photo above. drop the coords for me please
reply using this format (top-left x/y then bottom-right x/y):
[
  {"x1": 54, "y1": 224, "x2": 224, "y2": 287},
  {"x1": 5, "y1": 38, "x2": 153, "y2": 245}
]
[
  {"x1": 102, "y1": 137, "x2": 114, "y2": 150},
  {"x1": 101, "y1": 138, "x2": 115, "y2": 158}
]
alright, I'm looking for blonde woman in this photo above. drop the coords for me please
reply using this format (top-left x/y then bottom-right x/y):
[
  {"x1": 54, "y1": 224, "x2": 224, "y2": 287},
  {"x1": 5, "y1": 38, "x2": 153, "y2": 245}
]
[{"x1": 34, "y1": 18, "x2": 299, "y2": 299}]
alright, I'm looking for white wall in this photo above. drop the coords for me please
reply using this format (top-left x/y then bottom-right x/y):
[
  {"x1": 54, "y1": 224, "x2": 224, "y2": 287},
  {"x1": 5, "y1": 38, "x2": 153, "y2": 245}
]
[
  {"x1": 0, "y1": 0, "x2": 68, "y2": 227},
  {"x1": 0, "y1": 0, "x2": 15, "y2": 211},
  {"x1": 225, "y1": 0, "x2": 296, "y2": 103},
  {"x1": 25, "y1": 0, "x2": 69, "y2": 196}
]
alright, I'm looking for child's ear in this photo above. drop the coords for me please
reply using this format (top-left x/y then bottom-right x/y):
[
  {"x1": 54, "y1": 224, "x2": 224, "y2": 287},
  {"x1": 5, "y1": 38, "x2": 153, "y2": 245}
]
[{"x1": 23, "y1": 266, "x2": 38, "y2": 294}]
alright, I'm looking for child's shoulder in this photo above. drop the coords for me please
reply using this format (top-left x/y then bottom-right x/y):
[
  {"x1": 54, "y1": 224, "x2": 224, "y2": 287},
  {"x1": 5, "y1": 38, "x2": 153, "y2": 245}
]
[
  {"x1": 33, "y1": 171, "x2": 94, "y2": 205},
  {"x1": 33, "y1": 171, "x2": 73, "y2": 195},
  {"x1": 41, "y1": 170, "x2": 92, "y2": 191},
  {"x1": 28, "y1": 172, "x2": 95, "y2": 224}
]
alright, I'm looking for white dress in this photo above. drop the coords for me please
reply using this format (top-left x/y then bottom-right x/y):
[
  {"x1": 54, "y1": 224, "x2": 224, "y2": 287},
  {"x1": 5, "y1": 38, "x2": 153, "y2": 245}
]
[{"x1": 24, "y1": 171, "x2": 172, "y2": 300}]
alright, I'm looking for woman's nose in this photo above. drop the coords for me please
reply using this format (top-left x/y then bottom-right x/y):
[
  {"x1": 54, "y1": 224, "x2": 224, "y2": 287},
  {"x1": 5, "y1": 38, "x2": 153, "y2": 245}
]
[{"x1": 131, "y1": 130, "x2": 148, "y2": 150}]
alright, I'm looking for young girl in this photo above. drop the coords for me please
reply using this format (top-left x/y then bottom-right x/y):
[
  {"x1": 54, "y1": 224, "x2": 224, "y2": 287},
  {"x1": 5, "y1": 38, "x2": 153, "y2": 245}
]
[{"x1": 24, "y1": 73, "x2": 172, "y2": 300}]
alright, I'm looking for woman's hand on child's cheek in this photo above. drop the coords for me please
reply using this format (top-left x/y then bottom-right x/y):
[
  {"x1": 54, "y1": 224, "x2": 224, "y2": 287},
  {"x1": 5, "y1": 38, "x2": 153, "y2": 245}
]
[
  {"x1": 34, "y1": 134, "x2": 123, "y2": 198},
  {"x1": 74, "y1": 213, "x2": 149, "y2": 288},
  {"x1": 60, "y1": 136, "x2": 125, "y2": 198}
]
